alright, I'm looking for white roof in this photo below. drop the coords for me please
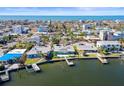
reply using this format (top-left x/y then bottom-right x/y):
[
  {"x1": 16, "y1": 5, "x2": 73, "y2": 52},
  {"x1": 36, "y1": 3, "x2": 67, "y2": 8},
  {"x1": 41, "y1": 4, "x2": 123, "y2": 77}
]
[
  {"x1": 54, "y1": 44, "x2": 75, "y2": 52},
  {"x1": 27, "y1": 50, "x2": 37, "y2": 55},
  {"x1": 27, "y1": 46, "x2": 41, "y2": 55},
  {"x1": 85, "y1": 35, "x2": 100, "y2": 40},
  {"x1": 97, "y1": 41, "x2": 121, "y2": 45},
  {"x1": 76, "y1": 44, "x2": 97, "y2": 51},
  {"x1": 40, "y1": 46, "x2": 51, "y2": 53},
  {"x1": 7, "y1": 49, "x2": 26, "y2": 54}
]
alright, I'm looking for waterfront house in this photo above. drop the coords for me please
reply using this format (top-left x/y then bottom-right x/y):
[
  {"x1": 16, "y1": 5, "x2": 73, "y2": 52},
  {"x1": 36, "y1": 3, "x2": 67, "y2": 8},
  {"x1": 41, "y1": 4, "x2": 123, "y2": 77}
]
[
  {"x1": 0, "y1": 49, "x2": 26, "y2": 64},
  {"x1": 75, "y1": 42, "x2": 97, "y2": 53},
  {"x1": 96, "y1": 41, "x2": 121, "y2": 52},
  {"x1": 53, "y1": 44, "x2": 75, "y2": 57},
  {"x1": 26, "y1": 46, "x2": 42, "y2": 58}
]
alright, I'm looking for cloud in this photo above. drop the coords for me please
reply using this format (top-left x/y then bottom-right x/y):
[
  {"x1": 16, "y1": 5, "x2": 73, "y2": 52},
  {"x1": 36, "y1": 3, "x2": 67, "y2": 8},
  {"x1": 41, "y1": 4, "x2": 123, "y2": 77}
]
[
  {"x1": 0, "y1": 7, "x2": 124, "y2": 15},
  {"x1": 77, "y1": 7, "x2": 97, "y2": 11}
]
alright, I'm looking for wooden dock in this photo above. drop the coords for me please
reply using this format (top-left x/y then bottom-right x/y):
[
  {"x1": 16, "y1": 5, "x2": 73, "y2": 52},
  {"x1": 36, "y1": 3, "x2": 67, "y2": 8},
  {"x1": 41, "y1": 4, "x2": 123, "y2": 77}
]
[
  {"x1": 0, "y1": 70, "x2": 10, "y2": 82},
  {"x1": 64, "y1": 56, "x2": 75, "y2": 66},
  {"x1": 97, "y1": 53, "x2": 108, "y2": 64},
  {"x1": 32, "y1": 64, "x2": 41, "y2": 72},
  {"x1": 25, "y1": 66, "x2": 34, "y2": 72}
]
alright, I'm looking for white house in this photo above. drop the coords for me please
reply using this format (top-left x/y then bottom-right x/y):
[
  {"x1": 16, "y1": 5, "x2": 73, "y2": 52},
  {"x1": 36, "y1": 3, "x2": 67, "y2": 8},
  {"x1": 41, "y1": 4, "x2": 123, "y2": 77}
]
[
  {"x1": 97, "y1": 41, "x2": 121, "y2": 51},
  {"x1": 12, "y1": 25, "x2": 29, "y2": 34},
  {"x1": 113, "y1": 31, "x2": 124, "y2": 40},
  {"x1": 28, "y1": 35, "x2": 41, "y2": 45},
  {"x1": 75, "y1": 42, "x2": 97, "y2": 53},
  {"x1": 82, "y1": 24, "x2": 92, "y2": 30},
  {"x1": 12, "y1": 25, "x2": 23, "y2": 34},
  {"x1": 53, "y1": 44, "x2": 75, "y2": 57}
]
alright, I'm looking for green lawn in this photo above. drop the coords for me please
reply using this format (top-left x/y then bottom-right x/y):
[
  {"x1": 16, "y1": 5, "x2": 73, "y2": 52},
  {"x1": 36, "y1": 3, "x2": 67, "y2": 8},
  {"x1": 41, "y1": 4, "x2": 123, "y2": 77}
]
[
  {"x1": 87, "y1": 54, "x2": 97, "y2": 57},
  {"x1": 25, "y1": 58, "x2": 40, "y2": 65},
  {"x1": 106, "y1": 53, "x2": 121, "y2": 57}
]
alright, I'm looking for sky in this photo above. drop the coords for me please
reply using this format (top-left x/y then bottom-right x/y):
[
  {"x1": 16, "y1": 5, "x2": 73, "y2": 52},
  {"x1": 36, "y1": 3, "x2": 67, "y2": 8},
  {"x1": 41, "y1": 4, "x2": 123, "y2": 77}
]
[{"x1": 0, "y1": 7, "x2": 124, "y2": 16}]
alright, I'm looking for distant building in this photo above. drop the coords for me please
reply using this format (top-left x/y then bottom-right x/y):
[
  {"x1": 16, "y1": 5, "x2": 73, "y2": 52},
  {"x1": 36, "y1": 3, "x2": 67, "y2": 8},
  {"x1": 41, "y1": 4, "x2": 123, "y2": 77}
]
[
  {"x1": 38, "y1": 26, "x2": 48, "y2": 32},
  {"x1": 23, "y1": 27, "x2": 29, "y2": 34},
  {"x1": 28, "y1": 35, "x2": 41, "y2": 45},
  {"x1": 0, "y1": 25, "x2": 6, "y2": 29},
  {"x1": 99, "y1": 30, "x2": 113, "y2": 40},
  {"x1": 82, "y1": 24, "x2": 92, "y2": 30},
  {"x1": 82, "y1": 30, "x2": 94, "y2": 35},
  {"x1": 12, "y1": 25, "x2": 28, "y2": 34},
  {"x1": 113, "y1": 31, "x2": 124, "y2": 40},
  {"x1": 0, "y1": 31, "x2": 4, "y2": 36},
  {"x1": 12, "y1": 25, "x2": 23, "y2": 34},
  {"x1": 37, "y1": 26, "x2": 48, "y2": 34},
  {"x1": 99, "y1": 30, "x2": 108, "y2": 40}
]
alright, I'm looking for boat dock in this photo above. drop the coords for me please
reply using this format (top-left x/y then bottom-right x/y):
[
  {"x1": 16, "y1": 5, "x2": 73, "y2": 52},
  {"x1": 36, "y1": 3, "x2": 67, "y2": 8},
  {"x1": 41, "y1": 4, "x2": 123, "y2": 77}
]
[
  {"x1": 0, "y1": 70, "x2": 10, "y2": 82},
  {"x1": 64, "y1": 56, "x2": 74, "y2": 66},
  {"x1": 97, "y1": 53, "x2": 108, "y2": 64},
  {"x1": 31, "y1": 64, "x2": 41, "y2": 72}
]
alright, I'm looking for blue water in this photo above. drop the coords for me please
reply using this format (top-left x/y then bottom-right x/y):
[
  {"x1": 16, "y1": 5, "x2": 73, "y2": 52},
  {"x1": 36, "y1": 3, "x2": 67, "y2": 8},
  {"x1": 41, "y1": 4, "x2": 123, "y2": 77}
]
[{"x1": 0, "y1": 16, "x2": 124, "y2": 21}]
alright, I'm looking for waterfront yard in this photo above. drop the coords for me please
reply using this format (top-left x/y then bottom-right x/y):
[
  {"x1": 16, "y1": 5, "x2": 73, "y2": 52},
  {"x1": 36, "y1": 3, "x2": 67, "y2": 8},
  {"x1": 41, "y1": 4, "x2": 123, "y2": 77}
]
[
  {"x1": 82, "y1": 53, "x2": 97, "y2": 58},
  {"x1": 25, "y1": 58, "x2": 41, "y2": 65},
  {"x1": 107, "y1": 53, "x2": 121, "y2": 57},
  {"x1": 98, "y1": 53, "x2": 121, "y2": 57}
]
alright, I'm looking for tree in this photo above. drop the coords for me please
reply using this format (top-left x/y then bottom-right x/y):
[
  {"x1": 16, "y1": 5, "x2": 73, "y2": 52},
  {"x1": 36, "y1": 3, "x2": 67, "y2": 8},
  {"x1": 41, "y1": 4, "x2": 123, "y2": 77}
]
[
  {"x1": 19, "y1": 53, "x2": 27, "y2": 65},
  {"x1": 42, "y1": 35, "x2": 49, "y2": 45},
  {"x1": 0, "y1": 64, "x2": 5, "y2": 71},
  {"x1": 98, "y1": 47, "x2": 109, "y2": 55},
  {"x1": 27, "y1": 33, "x2": 33, "y2": 37},
  {"x1": 79, "y1": 32, "x2": 85, "y2": 36}
]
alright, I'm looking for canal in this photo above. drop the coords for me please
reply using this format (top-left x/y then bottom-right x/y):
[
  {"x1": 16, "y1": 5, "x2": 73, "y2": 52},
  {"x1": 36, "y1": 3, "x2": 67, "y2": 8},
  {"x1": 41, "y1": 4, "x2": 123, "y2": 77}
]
[{"x1": 1, "y1": 58, "x2": 124, "y2": 86}]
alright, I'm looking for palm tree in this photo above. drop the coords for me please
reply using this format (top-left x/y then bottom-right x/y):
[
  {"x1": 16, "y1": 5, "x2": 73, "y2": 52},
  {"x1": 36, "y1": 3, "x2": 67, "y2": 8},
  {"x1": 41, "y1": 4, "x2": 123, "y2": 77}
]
[
  {"x1": 119, "y1": 37, "x2": 124, "y2": 49},
  {"x1": 19, "y1": 53, "x2": 27, "y2": 66},
  {"x1": 42, "y1": 35, "x2": 49, "y2": 45}
]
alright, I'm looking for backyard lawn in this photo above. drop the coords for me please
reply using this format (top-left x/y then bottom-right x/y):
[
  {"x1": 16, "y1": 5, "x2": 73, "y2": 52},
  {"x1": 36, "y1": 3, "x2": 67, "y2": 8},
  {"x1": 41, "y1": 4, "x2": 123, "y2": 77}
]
[
  {"x1": 106, "y1": 53, "x2": 121, "y2": 57},
  {"x1": 25, "y1": 58, "x2": 40, "y2": 65}
]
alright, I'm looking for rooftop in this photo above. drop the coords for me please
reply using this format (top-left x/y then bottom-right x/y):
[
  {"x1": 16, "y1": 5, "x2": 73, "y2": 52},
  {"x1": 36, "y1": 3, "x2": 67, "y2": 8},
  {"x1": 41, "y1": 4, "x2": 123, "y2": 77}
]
[
  {"x1": 0, "y1": 49, "x2": 26, "y2": 61},
  {"x1": 7, "y1": 49, "x2": 26, "y2": 54},
  {"x1": 97, "y1": 41, "x2": 121, "y2": 45},
  {"x1": 75, "y1": 42, "x2": 97, "y2": 51},
  {"x1": 54, "y1": 44, "x2": 75, "y2": 52}
]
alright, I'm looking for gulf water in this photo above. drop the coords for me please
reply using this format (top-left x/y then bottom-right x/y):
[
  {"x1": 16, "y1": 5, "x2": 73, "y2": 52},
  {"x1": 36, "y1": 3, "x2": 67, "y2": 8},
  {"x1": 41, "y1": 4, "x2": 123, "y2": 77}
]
[{"x1": 0, "y1": 16, "x2": 124, "y2": 21}]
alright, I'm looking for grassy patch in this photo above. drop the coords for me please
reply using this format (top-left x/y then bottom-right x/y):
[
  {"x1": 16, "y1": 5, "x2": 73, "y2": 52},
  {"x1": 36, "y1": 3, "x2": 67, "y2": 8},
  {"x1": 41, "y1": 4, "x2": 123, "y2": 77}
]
[
  {"x1": 107, "y1": 53, "x2": 121, "y2": 57},
  {"x1": 83, "y1": 54, "x2": 97, "y2": 58},
  {"x1": 25, "y1": 58, "x2": 40, "y2": 65}
]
